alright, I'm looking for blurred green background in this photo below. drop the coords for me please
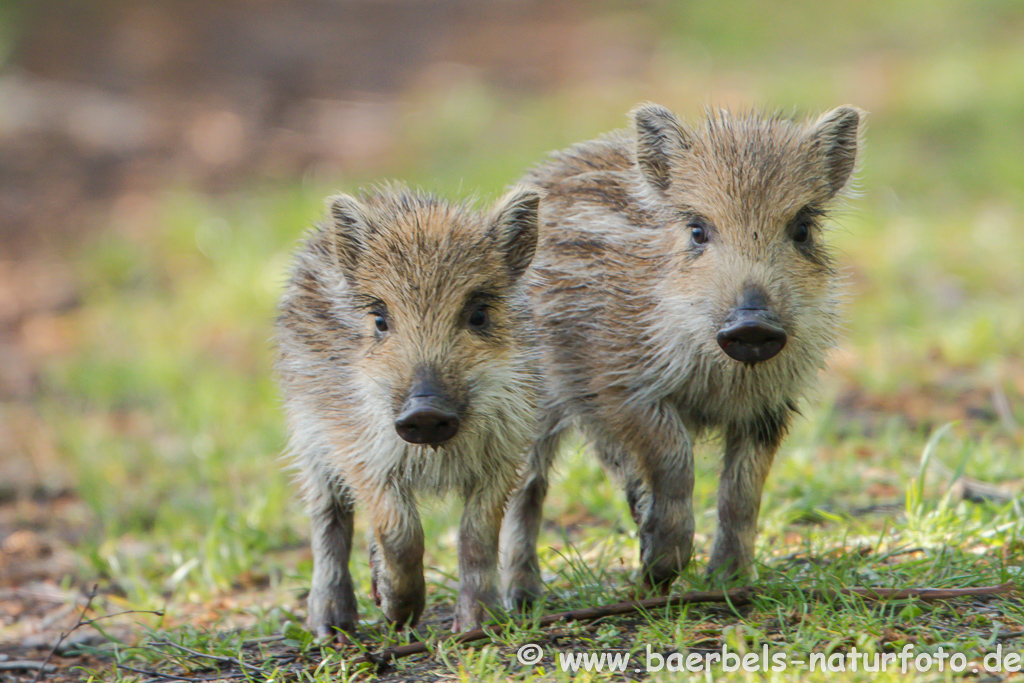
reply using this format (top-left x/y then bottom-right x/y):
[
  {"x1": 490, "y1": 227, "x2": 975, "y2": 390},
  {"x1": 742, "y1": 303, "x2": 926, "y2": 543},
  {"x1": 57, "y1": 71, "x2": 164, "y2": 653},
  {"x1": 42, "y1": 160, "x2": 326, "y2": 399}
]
[{"x1": 1, "y1": 0, "x2": 1022, "y2": 642}]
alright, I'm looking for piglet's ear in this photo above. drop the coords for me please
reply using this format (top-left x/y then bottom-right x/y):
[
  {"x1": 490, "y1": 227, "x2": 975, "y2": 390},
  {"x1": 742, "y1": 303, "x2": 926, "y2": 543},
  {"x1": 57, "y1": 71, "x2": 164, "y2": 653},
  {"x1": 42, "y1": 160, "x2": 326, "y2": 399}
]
[
  {"x1": 326, "y1": 193, "x2": 371, "y2": 275},
  {"x1": 809, "y1": 105, "x2": 864, "y2": 198},
  {"x1": 490, "y1": 186, "x2": 540, "y2": 278},
  {"x1": 632, "y1": 103, "x2": 693, "y2": 194}
]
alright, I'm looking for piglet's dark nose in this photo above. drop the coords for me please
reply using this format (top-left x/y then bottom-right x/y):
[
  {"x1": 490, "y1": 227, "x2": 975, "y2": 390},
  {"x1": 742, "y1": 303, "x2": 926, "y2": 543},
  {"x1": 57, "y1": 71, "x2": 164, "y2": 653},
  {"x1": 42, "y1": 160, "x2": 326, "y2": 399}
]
[
  {"x1": 395, "y1": 396, "x2": 460, "y2": 445},
  {"x1": 716, "y1": 319, "x2": 787, "y2": 364}
]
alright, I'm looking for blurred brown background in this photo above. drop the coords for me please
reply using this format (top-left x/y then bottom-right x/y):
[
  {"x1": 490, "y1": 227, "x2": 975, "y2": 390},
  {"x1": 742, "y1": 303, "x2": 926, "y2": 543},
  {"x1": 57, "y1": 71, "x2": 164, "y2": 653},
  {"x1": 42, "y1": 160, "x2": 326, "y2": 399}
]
[{"x1": 2, "y1": 0, "x2": 658, "y2": 256}]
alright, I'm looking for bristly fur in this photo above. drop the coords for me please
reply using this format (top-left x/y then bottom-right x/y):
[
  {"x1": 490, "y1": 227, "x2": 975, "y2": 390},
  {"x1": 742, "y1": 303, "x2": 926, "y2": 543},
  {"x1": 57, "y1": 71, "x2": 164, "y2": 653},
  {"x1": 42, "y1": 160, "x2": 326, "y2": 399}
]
[
  {"x1": 275, "y1": 183, "x2": 543, "y2": 636},
  {"x1": 500, "y1": 104, "x2": 864, "y2": 606}
]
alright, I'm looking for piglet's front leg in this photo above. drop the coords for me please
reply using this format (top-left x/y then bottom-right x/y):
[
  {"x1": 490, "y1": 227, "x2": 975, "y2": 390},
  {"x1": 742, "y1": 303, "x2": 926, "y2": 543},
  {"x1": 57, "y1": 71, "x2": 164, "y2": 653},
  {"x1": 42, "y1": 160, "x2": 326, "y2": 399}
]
[
  {"x1": 454, "y1": 486, "x2": 507, "y2": 632},
  {"x1": 367, "y1": 487, "x2": 426, "y2": 630}
]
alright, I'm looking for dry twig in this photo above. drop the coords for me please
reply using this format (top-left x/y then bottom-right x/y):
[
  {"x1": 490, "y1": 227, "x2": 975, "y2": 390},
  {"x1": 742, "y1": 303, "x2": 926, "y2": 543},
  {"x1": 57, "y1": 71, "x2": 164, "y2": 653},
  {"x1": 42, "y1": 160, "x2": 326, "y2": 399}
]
[
  {"x1": 148, "y1": 639, "x2": 266, "y2": 675},
  {"x1": 31, "y1": 584, "x2": 99, "y2": 683},
  {"x1": 0, "y1": 661, "x2": 57, "y2": 673},
  {"x1": 356, "y1": 582, "x2": 1015, "y2": 671},
  {"x1": 26, "y1": 584, "x2": 165, "y2": 682}
]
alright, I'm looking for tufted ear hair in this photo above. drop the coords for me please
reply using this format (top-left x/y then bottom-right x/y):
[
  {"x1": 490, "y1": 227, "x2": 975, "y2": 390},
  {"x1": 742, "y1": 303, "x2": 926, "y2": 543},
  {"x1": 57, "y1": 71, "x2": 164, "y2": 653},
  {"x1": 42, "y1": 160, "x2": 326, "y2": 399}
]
[
  {"x1": 490, "y1": 186, "x2": 541, "y2": 278},
  {"x1": 809, "y1": 105, "x2": 864, "y2": 198},
  {"x1": 325, "y1": 193, "x2": 373, "y2": 275},
  {"x1": 631, "y1": 103, "x2": 693, "y2": 194}
]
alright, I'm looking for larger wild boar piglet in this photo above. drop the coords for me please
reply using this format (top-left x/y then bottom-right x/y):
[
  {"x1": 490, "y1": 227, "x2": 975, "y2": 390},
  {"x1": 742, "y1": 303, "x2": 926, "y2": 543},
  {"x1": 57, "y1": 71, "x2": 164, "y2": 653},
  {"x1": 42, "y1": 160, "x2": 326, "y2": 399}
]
[{"x1": 500, "y1": 105, "x2": 863, "y2": 606}]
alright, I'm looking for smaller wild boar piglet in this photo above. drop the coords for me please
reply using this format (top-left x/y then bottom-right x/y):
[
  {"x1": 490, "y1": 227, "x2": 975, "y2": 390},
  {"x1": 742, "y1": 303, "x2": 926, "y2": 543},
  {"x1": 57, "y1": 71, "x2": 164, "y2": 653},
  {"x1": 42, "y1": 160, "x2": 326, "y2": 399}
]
[
  {"x1": 276, "y1": 185, "x2": 542, "y2": 637},
  {"x1": 500, "y1": 104, "x2": 864, "y2": 607}
]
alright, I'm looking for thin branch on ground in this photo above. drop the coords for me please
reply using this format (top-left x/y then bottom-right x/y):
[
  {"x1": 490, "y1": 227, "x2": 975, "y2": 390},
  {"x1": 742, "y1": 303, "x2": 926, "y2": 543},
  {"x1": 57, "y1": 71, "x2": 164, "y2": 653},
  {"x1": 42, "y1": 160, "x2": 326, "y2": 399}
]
[
  {"x1": 28, "y1": 583, "x2": 166, "y2": 682},
  {"x1": 115, "y1": 663, "x2": 206, "y2": 682},
  {"x1": 116, "y1": 661, "x2": 250, "y2": 682},
  {"x1": 357, "y1": 582, "x2": 1015, "y2": 671},
  {"x1": 996, "y1": 630, "x2": 1024, "y2": 641},
  {"x1": 84, "y1": 609, "x2": 166, "y2": 626},
  {"x1": 116, "y1": 661, "x2": 251, "y2": 682},
  {"x1": 32, "y1": 584, "x2": 99, "y2": 683},
  {"x1": 149, "y1": 639, "x2": 267, "y2": 675},
  {"x1": 0, "y1": 661, "x2": 57, "y2": 673}
]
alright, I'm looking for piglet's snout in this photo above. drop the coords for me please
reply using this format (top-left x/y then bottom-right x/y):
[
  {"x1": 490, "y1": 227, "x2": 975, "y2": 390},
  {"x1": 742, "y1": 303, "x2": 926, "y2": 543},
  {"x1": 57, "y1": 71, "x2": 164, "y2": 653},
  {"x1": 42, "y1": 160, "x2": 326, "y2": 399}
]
[
  {"x1": 395, "y1": 394, "x2": 460, "y2": 445},
  {"x1": 716, "y1": 285, "x2": 787, "y2": 365}
]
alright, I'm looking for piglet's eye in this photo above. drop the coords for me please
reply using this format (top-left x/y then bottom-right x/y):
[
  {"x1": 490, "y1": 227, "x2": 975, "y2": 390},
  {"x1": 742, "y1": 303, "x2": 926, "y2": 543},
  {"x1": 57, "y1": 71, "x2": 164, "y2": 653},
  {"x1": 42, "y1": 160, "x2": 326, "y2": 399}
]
[
  {"x1": 792, "y1": 221, "x2": 811, "y2": 244},
  {"x1": 689, "y1": 222, "x2": 709, "y2": 245},
  {"x1": 467, "y1": 306, "x2": 490, "y2": 332},
  {"x1": 373, "y1": 314, "x2": 388, "y2": 333}
]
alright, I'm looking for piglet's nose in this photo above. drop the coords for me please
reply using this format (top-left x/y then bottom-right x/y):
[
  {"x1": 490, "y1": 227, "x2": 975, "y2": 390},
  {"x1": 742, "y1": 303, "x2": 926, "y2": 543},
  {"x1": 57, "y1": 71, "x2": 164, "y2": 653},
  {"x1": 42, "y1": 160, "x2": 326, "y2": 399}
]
[
  {"x1": 395, "y1": 396, "x2": 460, "y2": 445},
  {"x1": 717, "y1": 283, "x2": 787, "y2": 365},
  {"x1": 716, "y1": 318, "x2": 787, "y2": 364}
]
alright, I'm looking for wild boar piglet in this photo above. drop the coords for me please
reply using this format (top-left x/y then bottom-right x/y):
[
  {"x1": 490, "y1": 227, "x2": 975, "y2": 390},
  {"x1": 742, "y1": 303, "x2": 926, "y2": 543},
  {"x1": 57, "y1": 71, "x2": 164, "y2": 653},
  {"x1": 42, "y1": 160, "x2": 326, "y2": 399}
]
[
  {"x1": 276, "y1": 185, "x2": 542, "y2": 636},
  {"x1": 500, "y1": 104, "x2": 864, "y2": 606}
]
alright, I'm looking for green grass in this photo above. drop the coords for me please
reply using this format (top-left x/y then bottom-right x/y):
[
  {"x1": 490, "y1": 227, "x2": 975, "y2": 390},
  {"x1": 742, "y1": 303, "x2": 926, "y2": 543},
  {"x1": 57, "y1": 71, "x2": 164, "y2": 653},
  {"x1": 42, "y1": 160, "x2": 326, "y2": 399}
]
[{"x1": 16, "y1": 0, "x2": 1024, "y2": 680}]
